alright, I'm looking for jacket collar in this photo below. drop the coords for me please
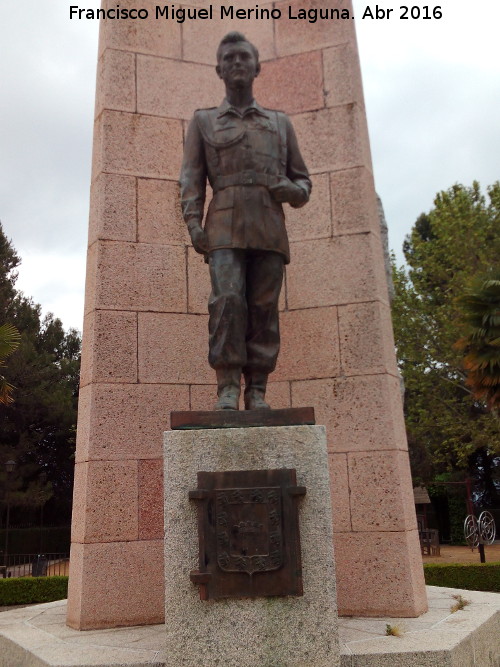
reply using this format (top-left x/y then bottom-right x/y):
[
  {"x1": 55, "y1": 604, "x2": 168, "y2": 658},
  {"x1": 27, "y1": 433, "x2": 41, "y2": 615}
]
[{"x1": 216, "y1": 98, "x2": 270, "y2": 119}]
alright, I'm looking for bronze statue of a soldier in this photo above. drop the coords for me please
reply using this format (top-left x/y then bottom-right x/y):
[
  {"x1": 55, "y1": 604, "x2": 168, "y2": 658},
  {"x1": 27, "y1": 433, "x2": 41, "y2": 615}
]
[{"x1": 180, "y1": 32, "x2": 311, "y2": 411}]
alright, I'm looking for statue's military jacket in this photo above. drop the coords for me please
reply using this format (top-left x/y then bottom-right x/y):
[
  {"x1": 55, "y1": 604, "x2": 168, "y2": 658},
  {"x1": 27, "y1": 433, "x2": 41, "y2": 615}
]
[{"x1": 180, "y1": 99, "x2": 311, "y2": 264}]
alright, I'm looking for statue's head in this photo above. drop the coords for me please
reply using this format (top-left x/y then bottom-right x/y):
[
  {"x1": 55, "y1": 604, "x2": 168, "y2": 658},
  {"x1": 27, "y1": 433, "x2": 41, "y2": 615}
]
[{"x1": 216, "y1": 32, "x2": 261, "y2": 87}]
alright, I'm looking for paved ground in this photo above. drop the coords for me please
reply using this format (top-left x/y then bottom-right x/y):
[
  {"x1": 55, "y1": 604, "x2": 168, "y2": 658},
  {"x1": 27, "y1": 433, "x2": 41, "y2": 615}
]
[
  {"x1": 423, "y1": 542, "x2": 500, "y2": 564},
  {"x1": 1, "y1": 588, "x2": 499, "y2": 666},
  {"x1": 0, "y1": 605, "x2": 32, "y2": 612}
]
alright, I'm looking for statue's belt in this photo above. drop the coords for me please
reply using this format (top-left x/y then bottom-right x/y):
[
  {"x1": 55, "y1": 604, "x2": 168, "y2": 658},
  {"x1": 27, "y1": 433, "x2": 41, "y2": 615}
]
[{"x1": 213, "y1": 171, "x2": 279, "y2": 193}]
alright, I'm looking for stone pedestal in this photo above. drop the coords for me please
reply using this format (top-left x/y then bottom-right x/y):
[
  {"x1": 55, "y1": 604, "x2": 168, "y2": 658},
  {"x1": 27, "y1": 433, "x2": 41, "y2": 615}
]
[{"x1": 164, "y1": 425, "x2": 339, "y2": 667}]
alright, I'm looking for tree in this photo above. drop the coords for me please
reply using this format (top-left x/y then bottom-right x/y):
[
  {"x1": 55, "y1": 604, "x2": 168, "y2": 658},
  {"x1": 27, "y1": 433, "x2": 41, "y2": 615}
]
[
  {"x1": 392, "y1": 182, "x2": 500, "y2": 506},
  {"x1": 0, "y1": 222, "x2": 81, "y2": 527},
  {"x1": 455, "y1": 272, "x2": 500, "y2": 412},
  {"x1": 0, "y1": 323, "x2": 20, "y2": 404}
]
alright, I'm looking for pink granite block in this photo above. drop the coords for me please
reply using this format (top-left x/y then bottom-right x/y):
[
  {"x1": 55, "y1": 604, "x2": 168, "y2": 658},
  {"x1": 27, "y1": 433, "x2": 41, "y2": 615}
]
[
  {"x1": 323, "y1": 41, "x2": 364, "y2": 108},
  {"x1": 99, "y1": 0, "x2": 181, "y2": 59},
  {"x1": 70, "y1": 465, "x2": 87, "y2": 544},
  {"x1": 75, "y1": 385, "x2": 91, "y2": 463},
  {"x1": 275, "y1": 0, "x2": 354, "y2": 57},
  {"x1": 90, "y1": 111, "x2": 103, "y2": 185},
  {"x1": 187, "y1": 247, "x2": 210, "y2": 314},
  {"x1": 291, "y1": 379, "x2": 331, "y2": 425},
  {"x1": 370, "y1": 232, "x2": 393, "y2": 303},
  {"x1": 83, "y1": 242, "x2": 98, "y2": 315},
  {"x1": 328, "y1": 453, "x2": 351, "y2": 532},
  {"x1": 286, "y1": 234, "x2": 380, "y2": 310},
  {"x1": 95, "y1": 110, "x2": 183, "y2": 180},
  {"x1": 88, "y1": 173, "x2": 136, "y2": 245},
  {"x1": 189, "y1": 383, "x2": 217, "y2": 411},
  {"x1": 137, "y1": 56, "x2": 219, "y2": 121},
  {"x1": 292, "y1": 105, "x2": 367, "y2": 174},
  {"x1": 80, "y1": 310, "x2": 137, "y2": 387},
  {"x1": 330, "y1": 167, "x2": 380, "y2": 236},
  {"x1": 334, "y1": 529, "x2": 428, "y2": 617},
  {"x1": 71, "y1": 461, "x2": 138, "y2": 543},
  {"x1": 274, "y1": 306, "x2": 340, "y2": 381},
  {"x1": 75, "y1": 383, "x2": 190, "y2": 463},
  {"x1": 279, "y1": 269, "x2": 286, "y2": 309},
  {"x1": 138, "y1": 459, "x2": 164, "y2": 540},
  {"x1": 138, "y1": 312, "x2": 212, "y2": 384},
  {"x1": 358, "y1": 94, "x2": 374, "y2": 168},
  {"x1": 137, "y1": 178, "x2": 189, "y2": 246},
  {"x1": 348, "y1": 450, "x2": 418, "y2": 532},
  {"x1": 338, "y1": 301, "x2": 398, "y2": 376},
  {"x1": 285, "y1": 173, "x2": 332, "y2": 242},
  {"x1": 95, "y1": 49, "x2": 136, "y2": 118},
  {"x1": 93, "y1": 240, "x2": 187, "y2": 312},
  {"x1": 182, "y1": 13, "x2": 275, "y2": 66},
  {"x1": 254, "y1": 51, "x2": 324, "y2": 115},
  {"x1": 66, "y1": 540, "x2": 165, "y2": 630},
  {"x1": 279, "y1": 267, "x2": 287, "y2": 312},
  {"x1": 291, "y1": 375, "x2": 408, "y2": 452},
  {"x1": 67, "y1": 543, "x2": 83, "y2": 624},
  {"x1": 265, "y1": 381, "x2": 292, "y2": 409}
]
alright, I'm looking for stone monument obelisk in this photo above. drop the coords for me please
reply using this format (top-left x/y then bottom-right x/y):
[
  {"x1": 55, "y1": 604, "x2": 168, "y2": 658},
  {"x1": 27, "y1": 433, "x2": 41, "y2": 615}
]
[{"x1": 67, "y1": 0, "x2": 427, "y2": 631}]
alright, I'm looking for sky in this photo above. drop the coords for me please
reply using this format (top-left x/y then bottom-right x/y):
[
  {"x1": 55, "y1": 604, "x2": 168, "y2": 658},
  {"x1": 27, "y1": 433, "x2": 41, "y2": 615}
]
[{"x1": 1, "y1": 1, "x2": 499, "y2": 332}]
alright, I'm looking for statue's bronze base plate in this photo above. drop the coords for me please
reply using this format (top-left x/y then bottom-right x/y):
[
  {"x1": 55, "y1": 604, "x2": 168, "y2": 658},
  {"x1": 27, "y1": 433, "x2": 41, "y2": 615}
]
[
  {"x1": 171, "y1": 407, "x2": 315, "y2": 430},
  {"x1": 189, "y1": 469, "x2": 306, "y2": 600}
]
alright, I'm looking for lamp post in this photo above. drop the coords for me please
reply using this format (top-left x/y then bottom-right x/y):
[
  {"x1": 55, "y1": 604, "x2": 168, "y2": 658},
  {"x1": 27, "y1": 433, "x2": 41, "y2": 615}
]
[
  {"x1": 3, "y1": 459, "x2": 16, "y2": 576},
  {"x1": 39, "y1": 471, "x2": 47, "y2": 553}
]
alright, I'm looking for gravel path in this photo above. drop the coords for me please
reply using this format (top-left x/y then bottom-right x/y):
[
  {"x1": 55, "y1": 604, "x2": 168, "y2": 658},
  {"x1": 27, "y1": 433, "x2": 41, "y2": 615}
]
[{"x1": 423, "y1": 542, "x2": 500, "y2": 564}]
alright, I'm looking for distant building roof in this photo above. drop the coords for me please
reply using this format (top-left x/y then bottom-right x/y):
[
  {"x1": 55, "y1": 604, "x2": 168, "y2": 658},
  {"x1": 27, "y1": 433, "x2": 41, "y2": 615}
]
[{"x1": 413, "y1": 486, "x2": 431, "y2": 504}]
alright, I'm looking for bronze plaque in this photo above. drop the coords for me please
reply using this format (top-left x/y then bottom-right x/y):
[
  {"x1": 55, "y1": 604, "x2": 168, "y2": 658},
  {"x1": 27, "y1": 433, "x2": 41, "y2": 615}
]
[{"x1": 189, "y1": 469, "x2": 306, "y2": 600}]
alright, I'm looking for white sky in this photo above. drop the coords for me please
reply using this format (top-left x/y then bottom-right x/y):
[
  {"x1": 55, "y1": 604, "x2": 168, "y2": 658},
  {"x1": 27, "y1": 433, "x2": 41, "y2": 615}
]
[{"x1": 1, "y1": 1, "x2": 499, "y2": 332}]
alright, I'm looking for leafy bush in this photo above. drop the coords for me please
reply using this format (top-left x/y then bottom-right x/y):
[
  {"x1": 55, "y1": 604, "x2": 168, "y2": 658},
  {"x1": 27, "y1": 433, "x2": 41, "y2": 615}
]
[
  {"x1": 447, "y1": 495, "x2": 468, "y2": 545},
  {"x1": 0, "y1": 576, "x2": 68, "y2": 606},
  {"x1": 424, "y1": 562, "x2": 500, "y2": 593}
]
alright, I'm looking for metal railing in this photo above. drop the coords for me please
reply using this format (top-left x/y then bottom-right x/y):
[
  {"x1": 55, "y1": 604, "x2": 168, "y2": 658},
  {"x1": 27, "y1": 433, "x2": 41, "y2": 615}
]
[{"x1": 0, "y1": 553, "x2": 69, "y2": 578}]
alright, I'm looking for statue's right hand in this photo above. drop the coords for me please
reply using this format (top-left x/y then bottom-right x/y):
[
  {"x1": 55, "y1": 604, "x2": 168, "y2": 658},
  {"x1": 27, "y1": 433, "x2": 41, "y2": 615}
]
[{"x1": 189, "y1": 225, "x2": 209, "y2": 255}]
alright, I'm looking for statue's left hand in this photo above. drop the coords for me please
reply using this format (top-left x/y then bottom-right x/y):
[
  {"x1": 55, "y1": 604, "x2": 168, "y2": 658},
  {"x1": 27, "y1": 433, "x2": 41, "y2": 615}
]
[
  {"x1": 189, "y1": 224, "x2": 209, "y2": 255},
  {"x1": 269, "y1": 178, "x2": 305, "y2": 206}
]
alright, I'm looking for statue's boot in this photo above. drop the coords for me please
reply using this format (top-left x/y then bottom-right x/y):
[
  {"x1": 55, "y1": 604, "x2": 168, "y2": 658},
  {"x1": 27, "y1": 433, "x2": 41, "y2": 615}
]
[
  {"x1": 214, "y1": 368, "x2": 241, "y2": 410},
  {"x1": 244, "y1": 372, "x2": 270, "y2": 410}
]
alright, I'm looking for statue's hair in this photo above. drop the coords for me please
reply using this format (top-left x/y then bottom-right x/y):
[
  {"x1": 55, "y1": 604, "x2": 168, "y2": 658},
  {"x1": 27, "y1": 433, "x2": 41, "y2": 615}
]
[{"x1": 216, "y1": 32, "x2": 259, "y2": 63}]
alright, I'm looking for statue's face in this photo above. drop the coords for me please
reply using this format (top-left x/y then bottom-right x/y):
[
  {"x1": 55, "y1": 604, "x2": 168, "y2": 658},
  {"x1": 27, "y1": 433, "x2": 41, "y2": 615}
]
[{"x1": 216, "y1": 41, "x2": 260, "y2": 89}]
